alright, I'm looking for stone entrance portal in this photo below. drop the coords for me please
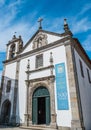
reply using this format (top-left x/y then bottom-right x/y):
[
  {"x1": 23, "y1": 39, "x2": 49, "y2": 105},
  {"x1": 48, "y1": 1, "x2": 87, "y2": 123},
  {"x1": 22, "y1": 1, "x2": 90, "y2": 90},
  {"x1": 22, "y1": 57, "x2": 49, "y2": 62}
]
[{"x1": 32, "y1": 86, "x2": 51, "y2": 125}]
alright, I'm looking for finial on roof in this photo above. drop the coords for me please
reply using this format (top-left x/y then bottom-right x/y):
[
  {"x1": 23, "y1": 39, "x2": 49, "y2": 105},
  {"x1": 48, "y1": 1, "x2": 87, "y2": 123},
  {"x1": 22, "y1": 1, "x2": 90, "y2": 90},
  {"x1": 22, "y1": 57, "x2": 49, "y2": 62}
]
[
  {"x1": 38, "y1": 18, "x2": 43, "y2": 30},
  {"x1": 12, "y1": 32, "x2": 17, "y2": 39},
  {"x1": 64, "y1": 18, "x2": 70, "y2": 32},
  {"x1": 12, "y1": 35, "x2": 16, "y2": 39},
  {"x1": 64, "y1": 19, "x2": 67, "y2": 25}
]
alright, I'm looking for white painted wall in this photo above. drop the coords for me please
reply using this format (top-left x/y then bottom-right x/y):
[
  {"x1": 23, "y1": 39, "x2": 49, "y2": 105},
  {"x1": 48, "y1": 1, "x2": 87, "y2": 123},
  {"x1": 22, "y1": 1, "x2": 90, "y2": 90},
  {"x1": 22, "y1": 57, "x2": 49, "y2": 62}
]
[
  {"x1": 5, "y1": 63, "x2": 16, "y2": 79},
  {"x1": 1, "y1": 32, "x2": 72, "y2": 127},
  {"x1": 18, "y1": 44, "x2": 72, "y2": 126},
  {"x1": 0, "y1": 62, "x2": 17, "y2": 118},
  {"x1": 74, "y1": 49, "x2": 91, "y2": 130},
  {"x1": 53, "y1": 45, "x2": 72, "y2": 127}
]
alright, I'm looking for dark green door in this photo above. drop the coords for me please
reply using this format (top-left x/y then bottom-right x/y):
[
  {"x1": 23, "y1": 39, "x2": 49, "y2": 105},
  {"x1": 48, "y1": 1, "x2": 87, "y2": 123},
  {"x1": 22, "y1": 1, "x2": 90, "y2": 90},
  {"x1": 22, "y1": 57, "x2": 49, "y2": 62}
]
[
  {"x1": 32, "y1": 98, "x2": 38, "y2": 124},
  {"x1": 46, "y1": 97, "x2": 50, "y2": 125},
  {"x1": 32, "y1": 87, "x2": 51, "y2": 125},
  {"x1": 38, "y1": 97, "x2": 46, "y2": 124}
]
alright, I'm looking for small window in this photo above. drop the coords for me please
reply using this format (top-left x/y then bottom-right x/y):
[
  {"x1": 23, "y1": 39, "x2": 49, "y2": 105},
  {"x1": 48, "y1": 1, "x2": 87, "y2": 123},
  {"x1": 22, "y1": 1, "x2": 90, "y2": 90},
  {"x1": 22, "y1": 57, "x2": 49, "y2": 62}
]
[
  {"x1": 6, "y1": 80, "x2": 11, "y2": 92},
  {"x1": 87, "y1": 69, "x2": 91, "y2": 83},
  {"x1": 36, "y1": 54, "x2": 43, "y2": 68},
  {"x1": 79, "y1": 60, "x2": 84, "y2": 78}
]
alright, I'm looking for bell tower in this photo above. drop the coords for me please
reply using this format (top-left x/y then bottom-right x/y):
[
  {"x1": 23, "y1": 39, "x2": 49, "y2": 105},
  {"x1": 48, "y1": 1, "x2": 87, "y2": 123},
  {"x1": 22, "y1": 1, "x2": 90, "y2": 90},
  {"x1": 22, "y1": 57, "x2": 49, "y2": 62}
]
[{"x1": 6, "y1": 35, "x2": 23, "y2": 60}]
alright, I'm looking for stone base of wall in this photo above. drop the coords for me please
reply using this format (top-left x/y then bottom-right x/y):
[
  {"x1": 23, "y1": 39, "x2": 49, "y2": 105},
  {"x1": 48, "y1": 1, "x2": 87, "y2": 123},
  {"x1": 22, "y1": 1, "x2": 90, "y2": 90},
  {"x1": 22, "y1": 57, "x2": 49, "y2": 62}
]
[
  {"x1": 20, "y1": 124, "x2": 84, "y2": 130},
  {"x1": 58, "y1": 126, "x2": 84, "y2": 130},
  {"x1": 20, "y1": 124, "x2": 57, "y2": 130},
  {"x1": 58, "y1": 126, "x2": 70, "y2": 130}
]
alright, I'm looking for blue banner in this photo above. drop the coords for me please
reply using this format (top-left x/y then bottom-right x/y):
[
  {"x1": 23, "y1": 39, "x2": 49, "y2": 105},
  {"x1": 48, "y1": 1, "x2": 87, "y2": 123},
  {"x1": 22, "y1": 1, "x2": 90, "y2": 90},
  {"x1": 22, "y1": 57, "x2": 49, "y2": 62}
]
[{"x1": 55, "y1": 63, "x2": 69, "y2": 110}]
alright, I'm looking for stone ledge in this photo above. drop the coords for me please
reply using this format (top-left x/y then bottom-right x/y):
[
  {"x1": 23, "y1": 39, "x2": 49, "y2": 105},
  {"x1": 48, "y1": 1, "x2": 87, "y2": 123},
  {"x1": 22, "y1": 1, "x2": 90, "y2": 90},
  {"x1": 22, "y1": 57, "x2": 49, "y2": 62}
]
[{"x1": 20, "y1": 125, "x2": 57, "y2": 130}]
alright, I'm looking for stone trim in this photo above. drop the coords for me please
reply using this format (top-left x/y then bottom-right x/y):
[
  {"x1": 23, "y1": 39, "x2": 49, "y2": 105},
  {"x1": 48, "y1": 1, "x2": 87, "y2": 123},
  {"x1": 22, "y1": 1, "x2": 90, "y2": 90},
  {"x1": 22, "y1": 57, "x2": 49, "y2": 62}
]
[
  {"x1": 3, "y1": 36, "x2": 71, "y2": 64},
  {"x1": 32, "y1": 32, "x2": 48, "y2": 49},
  {"x1": 64, "y1": 38, "x2": 91, "y2": 69},
  {"x1": 58, "y1": 126, "x2": 70, "y2": 130},
  {"x1": 71, "y1": 38, "x2": 91, "y2": 69},
  {"x1": 25, "y1": 75, "x2": 55, "y2": 83},
  {"x1": 18, "y1": 29, "x2": 69, "y2": 54},
  {"x1": 11, "y1": 60, "x2": 20, "y2": 124},
  {"x1": 4, "y1": 30, "x2": 90, "y2": 69},
  {"x1": 24, "y1": 75, "x2": 56, "y2": 127},
  {"x1": 65, "y1": 44, "x2": 83, "y2": 129},
  {"x1": 26, "y1": 65, "x2": 54, "y2": 74},
  {"x1": 7, "y1": 36, "x2": 22, "y2": 46},
  {"x1": 71, "y1": 46, "x2": 85, "y2": 129}
]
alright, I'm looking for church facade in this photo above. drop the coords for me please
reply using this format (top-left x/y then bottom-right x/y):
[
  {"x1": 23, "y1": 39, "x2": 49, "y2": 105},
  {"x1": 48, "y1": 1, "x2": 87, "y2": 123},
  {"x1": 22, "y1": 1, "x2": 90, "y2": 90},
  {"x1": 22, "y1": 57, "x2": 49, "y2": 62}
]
[{"x1": 0, "y1": 20, "x2": 91, "y2": 130}]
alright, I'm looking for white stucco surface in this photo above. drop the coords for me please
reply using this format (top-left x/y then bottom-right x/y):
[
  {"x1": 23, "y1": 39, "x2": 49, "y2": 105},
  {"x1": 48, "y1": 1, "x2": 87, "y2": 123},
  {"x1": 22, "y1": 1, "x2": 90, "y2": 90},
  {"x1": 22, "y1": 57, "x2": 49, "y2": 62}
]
[
  {"x1": 2, "y1": 29, "x2": 91, "y2": 130},
  {"x1": 74, "y1": 49, "x2": 91, "y2": 130},
  {"x1": 5, "y1": 62, "x2": 17, "y2": 79}
]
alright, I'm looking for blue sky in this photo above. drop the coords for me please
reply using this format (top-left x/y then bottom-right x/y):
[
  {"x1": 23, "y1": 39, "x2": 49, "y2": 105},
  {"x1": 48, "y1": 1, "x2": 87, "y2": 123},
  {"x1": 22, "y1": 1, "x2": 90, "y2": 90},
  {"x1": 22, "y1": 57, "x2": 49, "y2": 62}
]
[{"x1": 0, "y1": 0, "x2": 91, "y2": 81}]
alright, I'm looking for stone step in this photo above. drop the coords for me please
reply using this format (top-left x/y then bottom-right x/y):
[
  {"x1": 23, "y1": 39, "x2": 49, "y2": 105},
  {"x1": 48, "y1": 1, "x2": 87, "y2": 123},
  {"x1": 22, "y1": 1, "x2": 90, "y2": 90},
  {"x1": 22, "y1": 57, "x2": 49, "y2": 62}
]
[{"x1": 20, "y1": 125, "x2": 57, "y2": 130}]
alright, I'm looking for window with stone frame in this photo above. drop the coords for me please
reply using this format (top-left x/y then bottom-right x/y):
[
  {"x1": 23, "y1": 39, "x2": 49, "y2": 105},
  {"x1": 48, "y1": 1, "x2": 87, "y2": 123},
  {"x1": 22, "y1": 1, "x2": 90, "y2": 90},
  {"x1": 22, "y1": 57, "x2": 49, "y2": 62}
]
[
  {"x1": 36, "y1": 54, "x2": 43, "y2": 68},
  {"x1": 6, "y1": 80, "x2": 11, "y2": 93},
  {"x1": 79, "y1": 59, "x2": 84, "y2": 78},
  {"x1": 87, "y1": 68, "x2": 91, "y2": 83}
]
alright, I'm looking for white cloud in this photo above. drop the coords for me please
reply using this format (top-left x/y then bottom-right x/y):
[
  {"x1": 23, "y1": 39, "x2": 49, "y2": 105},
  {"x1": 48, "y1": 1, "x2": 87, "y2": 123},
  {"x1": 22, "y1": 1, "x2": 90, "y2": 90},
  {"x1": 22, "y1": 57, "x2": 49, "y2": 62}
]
[
  {"x1": 43, "y1": 16, "x2": 64, "y2": 33},
  {"x1": 83, "y1": 35, "x2": 91, "y2": 51},
  {"x1": 0, "y1": 21, "x2": 38, "y2": 52},
  {"x1": 0, "y1": 1, "x2": 38, "y2": 52},
  {"x1": 71, "y1": 18, "x2": 91, "y2": 34},
  {"x1": 70, "y1": 2, "x2": 91, "y2": 34},
  {"x1": 79, "y1": 3, "x2": 91, "y2": 15},
  {"x1": 0, "y1": 0, "x2": 6, "y2": 5},
  {"x1": 8, "y1": 0, "x2": 22, "y2": 8}
]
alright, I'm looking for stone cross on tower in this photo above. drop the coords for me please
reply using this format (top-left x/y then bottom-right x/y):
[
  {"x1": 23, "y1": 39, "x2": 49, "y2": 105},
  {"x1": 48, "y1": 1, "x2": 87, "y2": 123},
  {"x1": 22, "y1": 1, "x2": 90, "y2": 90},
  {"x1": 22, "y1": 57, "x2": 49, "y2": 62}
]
[{"x1": 38, "y1": 18, "x2": 43, "y2": 29}]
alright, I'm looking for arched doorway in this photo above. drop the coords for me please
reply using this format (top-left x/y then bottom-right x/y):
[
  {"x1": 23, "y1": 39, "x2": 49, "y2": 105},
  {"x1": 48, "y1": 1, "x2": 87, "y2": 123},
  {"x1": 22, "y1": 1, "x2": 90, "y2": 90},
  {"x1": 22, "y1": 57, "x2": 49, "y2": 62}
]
[
  {"x1": 1, "y1": 100, "x2": 11, "y2": 124},
  {"x1": 32, "y1": 86, "x2": 51, "y2": 125}
]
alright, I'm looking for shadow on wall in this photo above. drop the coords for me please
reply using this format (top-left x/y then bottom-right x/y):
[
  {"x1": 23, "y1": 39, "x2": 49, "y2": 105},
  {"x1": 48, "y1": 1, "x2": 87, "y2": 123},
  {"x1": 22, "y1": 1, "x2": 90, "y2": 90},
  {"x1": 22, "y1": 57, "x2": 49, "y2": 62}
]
[{"x1": 0, "y1": 76, "x2": 21, "y2": 126}]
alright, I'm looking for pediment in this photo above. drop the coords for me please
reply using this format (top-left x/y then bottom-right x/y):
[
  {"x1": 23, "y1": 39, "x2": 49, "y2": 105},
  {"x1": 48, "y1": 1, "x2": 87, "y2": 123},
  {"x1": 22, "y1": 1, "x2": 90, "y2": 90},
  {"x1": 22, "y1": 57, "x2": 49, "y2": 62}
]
[
  {"x1": 32, "y1": 32, "x2": 48, "y2": 49},
  {"x1": 21, "y1": 30, "x2": 63, "y2": 54}
]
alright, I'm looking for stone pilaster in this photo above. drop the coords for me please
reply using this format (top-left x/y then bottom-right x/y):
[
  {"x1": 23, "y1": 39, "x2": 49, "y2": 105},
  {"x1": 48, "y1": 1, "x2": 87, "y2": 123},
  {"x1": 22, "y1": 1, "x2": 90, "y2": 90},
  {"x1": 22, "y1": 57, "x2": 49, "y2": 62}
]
[
  {"x1": 65, "y1": 44, "x2": 83, "y2": 130},
  {"x1": 24, "y1": 60, "x2": 30, "y2": 126},
  {"x1": 50, "y1": 77, "x2": 57, "y2": 128},
  {"x1": 11, "y1": 60, "x2": 20, "y2": 125}
]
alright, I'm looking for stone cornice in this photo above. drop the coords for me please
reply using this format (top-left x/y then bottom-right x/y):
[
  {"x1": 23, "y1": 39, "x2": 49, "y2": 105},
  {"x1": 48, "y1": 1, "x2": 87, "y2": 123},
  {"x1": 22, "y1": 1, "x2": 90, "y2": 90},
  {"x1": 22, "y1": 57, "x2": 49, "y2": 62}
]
[
  {"x1": 3, "y1": 36, "x2": 71, "y2": 64},
  {"x1": 25, "y1": 75, "x2": 55, "y2": 83},
  {"x1": 72, "y1": 38, "x2": 91, "y2": 69},
  {"x1": 26, "y1": 65, "x2": 54, "y2": 74},
  {"x1": 64, "y1": 38, "x2": 91, "y2": 69},
  {"x1": 4, "y1": 33, "x2": 91, "y2": 70},
  {"x1": 7, "y1": 38, "x2": 22, "y2": 46},
  {"x1": 17, "y1": 29, "x2": 72, "y2": 54}
]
